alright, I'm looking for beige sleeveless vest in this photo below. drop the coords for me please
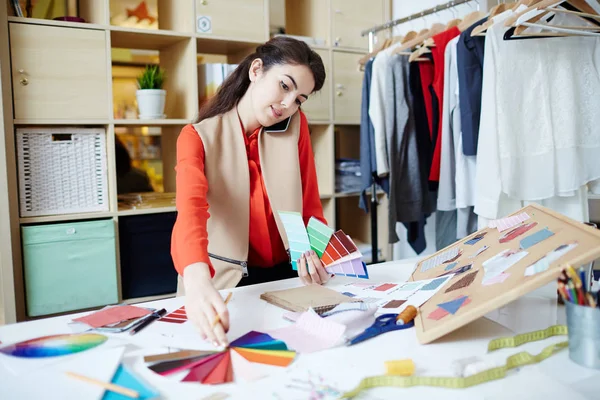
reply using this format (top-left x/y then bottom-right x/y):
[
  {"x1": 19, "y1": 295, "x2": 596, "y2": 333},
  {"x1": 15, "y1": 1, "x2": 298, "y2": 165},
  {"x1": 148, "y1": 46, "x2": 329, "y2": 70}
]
[{"x1": 177, "y1": 108, "x2": 303, "y2": 293}]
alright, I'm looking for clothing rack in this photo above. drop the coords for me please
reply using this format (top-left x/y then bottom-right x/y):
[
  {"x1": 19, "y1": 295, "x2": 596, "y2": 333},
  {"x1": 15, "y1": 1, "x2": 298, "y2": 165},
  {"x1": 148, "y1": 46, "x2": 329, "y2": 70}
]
[
  {"x1": 360, "y1": 0, "x2": 477, "y2": 263},
  {"x1": 361, "y1": 0, "x2": 476, "y2": 51}
]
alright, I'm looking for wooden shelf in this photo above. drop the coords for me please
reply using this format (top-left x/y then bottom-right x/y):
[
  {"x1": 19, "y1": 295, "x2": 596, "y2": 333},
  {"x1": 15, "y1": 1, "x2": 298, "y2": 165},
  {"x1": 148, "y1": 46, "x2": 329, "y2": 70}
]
[
  {"x1": 20, "y1": 212, "x2": 114, "y2": 225},
  {"x1": 7, "y1": 16, "x2": 106, "y2": 31},
  {"x1": 334, "y1": 190, "x2": 385, "y2": 198},
  {"x1": 110, "y1": 27, "x2": 193, "y2": 50},
  {"x1": 112, "y1": 119, "x2": 191, "y2": 126},
  {"x1": 196, "y1": 36, "x2": 263, "y2": 55},
  {"x1": 117, "y1": 206, "x2": 177, "y2": 217},
  {"x1": 122, "y1": 292, "x2": 176, "y2": 304},
  {"x1": 14, "y1": 119, "x2": 110, "y2": 125},
  {"x1": 332, "y1": 47, "x2": 369, "y2": 54}
]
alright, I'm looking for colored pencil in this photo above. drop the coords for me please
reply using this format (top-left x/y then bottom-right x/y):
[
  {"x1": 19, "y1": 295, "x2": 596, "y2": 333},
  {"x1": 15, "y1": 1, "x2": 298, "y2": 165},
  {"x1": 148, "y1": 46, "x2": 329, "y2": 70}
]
[
  {"x1": 66, "y1": 371, "x2": 139, "y2": 398},
  {"x1": 211, "y1": 292, "x2": 233, "y2": 329}
]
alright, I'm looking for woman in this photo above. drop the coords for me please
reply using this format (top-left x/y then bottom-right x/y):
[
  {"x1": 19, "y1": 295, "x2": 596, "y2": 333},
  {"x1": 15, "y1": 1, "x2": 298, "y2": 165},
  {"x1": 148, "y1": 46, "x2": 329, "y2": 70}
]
[{"x1": 171, "y1": 37, "x2": 330, "y2": 346}]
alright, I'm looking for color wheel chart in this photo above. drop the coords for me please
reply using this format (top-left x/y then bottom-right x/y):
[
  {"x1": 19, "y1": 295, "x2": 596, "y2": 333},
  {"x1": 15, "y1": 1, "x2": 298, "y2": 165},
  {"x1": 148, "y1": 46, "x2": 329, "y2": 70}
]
[
  {"x1": 146, "y1": 331, "x2": 296, "y2": 385},
  {"x1": 0, "y1": 333, "x2": 108, "y2": 358}
]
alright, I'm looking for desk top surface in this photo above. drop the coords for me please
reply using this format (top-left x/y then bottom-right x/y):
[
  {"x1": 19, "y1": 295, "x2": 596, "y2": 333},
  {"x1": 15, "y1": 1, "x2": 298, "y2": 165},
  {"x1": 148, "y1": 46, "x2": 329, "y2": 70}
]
[{"x1": 0, "y1": 259, "x2": 597, "y2": 399}]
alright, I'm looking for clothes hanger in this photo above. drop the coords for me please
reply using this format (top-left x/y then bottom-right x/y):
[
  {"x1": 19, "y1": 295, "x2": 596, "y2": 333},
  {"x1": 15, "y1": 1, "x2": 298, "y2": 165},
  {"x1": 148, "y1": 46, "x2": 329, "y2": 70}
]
[
  {"x1": 446, "y1": 6, "x2": 463, "y2": 28},
  {"x1": 392, "y1": 22, "x2": 446, "y2": 55},
  {"x1": 357, "y1": 36, "x2": 393, "y2": 69},
  {"x1": 471, "y1": 2, "x2": 521, "y2": 36},
  {"x1": 457, "y1": 1, "x2": 487, "y2": 31},
  {"x1": 505, "y1": 0, "x2": 600, "y2": 38}
]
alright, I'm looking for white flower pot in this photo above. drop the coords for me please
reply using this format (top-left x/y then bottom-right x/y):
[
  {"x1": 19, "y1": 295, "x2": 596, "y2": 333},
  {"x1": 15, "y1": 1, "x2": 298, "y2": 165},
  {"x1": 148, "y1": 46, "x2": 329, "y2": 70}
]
[{"x1": 136, "y1": 89, "x2": 166, "y2": 119}]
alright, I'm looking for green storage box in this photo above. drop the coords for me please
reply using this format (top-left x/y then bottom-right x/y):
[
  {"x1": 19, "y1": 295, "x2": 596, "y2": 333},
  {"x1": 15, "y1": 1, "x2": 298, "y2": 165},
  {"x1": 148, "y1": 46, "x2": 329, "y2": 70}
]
[{"x1": 22, "y1": 219, "x2": 119, "y2": 316}]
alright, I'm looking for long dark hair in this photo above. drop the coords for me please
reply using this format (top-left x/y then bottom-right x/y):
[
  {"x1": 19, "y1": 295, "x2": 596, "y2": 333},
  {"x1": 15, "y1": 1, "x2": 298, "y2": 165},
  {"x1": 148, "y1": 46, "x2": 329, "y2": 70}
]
[{"x1": 195, "y1": 37, "x2": 326, "y2": 123}]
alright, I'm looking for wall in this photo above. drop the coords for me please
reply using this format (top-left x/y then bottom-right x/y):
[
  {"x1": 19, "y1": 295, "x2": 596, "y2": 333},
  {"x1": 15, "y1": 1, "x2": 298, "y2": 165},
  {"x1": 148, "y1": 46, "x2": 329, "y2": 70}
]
[
  {"x1": 389, "y1": 0, "x2": 493, "y2": 261},
  {"x1": 391, "y1": 0, "x2": 492, "y2": 36}
]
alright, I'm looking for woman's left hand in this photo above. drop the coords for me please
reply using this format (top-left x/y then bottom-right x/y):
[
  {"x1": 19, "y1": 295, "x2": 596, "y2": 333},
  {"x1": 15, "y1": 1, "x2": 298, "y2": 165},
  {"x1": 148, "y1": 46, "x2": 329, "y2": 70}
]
[{"x1": 298, "y1": 250, "x2": 331, "y2": 285}]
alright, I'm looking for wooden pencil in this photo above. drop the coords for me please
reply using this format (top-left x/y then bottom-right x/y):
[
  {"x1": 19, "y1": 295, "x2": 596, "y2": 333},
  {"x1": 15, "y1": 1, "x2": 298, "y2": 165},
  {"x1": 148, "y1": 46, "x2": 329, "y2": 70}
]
[
  {"x1": 65, "y1": 371, "x2": 139, "y2": 398},
  {"x1": 211, "y1": 292, "x2": 233, "y2": 329}
]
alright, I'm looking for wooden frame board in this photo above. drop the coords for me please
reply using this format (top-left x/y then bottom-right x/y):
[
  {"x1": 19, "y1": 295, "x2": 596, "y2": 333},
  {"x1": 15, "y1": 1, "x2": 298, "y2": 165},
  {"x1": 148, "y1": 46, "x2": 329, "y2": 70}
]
[{"x1": 410, "y1": 204, "x2": 600, "y2": 344}]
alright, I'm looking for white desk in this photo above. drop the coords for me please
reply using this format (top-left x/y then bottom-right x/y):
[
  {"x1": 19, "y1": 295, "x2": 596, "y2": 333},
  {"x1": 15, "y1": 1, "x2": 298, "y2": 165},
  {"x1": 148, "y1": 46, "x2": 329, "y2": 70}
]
[{"x1": 0, "y1": 260, "x2": 597, "y2": 399}]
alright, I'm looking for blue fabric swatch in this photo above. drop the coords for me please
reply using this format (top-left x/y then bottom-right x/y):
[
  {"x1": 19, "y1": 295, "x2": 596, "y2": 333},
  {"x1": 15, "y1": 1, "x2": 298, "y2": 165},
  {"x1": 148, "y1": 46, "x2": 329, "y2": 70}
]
[
  {"x1": 520, "y1": 228, "x2": 554, "y2": 249},
  {"x1": 421, "y1": 277, "x2": 447, "y2": 291},
  {"x1": 438, "y1": 296, "x2": 468, "y2": 315},
  {"x1": 444, "y1": 262, "x2": 458, "y2": 271}
]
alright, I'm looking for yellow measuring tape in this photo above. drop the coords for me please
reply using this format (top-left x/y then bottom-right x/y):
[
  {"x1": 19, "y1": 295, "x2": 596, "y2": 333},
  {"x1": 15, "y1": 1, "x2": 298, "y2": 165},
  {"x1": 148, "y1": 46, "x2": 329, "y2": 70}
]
[{"x1": 340, "y1": 325, "x2": 569, "y2": 399}]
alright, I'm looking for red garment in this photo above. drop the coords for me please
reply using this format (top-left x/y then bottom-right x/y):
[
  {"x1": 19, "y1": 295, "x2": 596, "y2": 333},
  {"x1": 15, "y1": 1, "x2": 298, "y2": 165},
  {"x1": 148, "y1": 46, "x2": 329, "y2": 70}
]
[
  {"x1": 429, "y1": 26, "x2": 461, "y2": 182},
  {"x1": 418, "y1": 62, "x2": 435, "y2": 138},
  {"x1": 171, "y1": 111, "x2": 326, "y2": 276}
]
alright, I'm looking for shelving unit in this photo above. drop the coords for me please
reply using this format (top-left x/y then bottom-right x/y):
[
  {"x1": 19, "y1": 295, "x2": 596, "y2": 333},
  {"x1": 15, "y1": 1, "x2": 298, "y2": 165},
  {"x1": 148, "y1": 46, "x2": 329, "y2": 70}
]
[{"x1": 0, "y1": 0, "x2": 391, "y2": 323}]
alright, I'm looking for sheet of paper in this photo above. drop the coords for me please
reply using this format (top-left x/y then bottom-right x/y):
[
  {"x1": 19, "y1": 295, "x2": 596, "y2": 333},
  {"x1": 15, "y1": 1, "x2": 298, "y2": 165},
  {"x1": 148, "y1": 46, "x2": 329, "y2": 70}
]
[
  {"x1": 482, "y1": 249, "x2": 528, "y2": 281},
  {"x1": 268, "y1": 310, "x2": 346, "y2": 353},
  {"x1": 73, "y1": 305, "x2": 152, "y2": 328},
  {"x1": 1, "y1": 347, "x2": 124, "y2": 400}
]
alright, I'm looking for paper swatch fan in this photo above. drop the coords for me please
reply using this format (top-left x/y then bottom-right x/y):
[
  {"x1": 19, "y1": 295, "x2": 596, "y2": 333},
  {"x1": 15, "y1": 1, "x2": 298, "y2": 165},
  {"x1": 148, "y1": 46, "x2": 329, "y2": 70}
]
[{"x1": 145, "y1": 331, "x2": 296, "y2": 385}]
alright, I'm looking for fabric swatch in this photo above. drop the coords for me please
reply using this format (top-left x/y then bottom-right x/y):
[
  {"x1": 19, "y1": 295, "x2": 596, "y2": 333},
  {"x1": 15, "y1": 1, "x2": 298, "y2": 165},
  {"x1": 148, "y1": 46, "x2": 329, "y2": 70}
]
[
  {"x1": 420, "y1": 247, "x2": 461, "y2": 273},
  {"x1": 427, "y1": 297, "x2": 472, "y2": 321},
  {"x1": 520, "y1": 228, "x2": 554, "y2": 249},
  {"x1": 445, "y1": 270, "x2": 479, "y2": 293},
  {"x1": 421, "y1": 277, "x2": 448, "y2": 291},
  {"x1": 482, "y1": 272, "x2": 510, "y2": 286},
  {"x1": 469, "y1": 245, "x2": 489, "y2": 259},
  {"x1": 374, "y1": 283, "x2": 397, "y2": 292},
  {"x1": 278, "y1": 211, "x2": 312, "y2": 270},
  {"x1": 489, "y1": 212, "x2": 530, "y2": 232},
  {"x1": 524, "y1": 242, "x2": 579, "y2": 277},
  {"x1": 438, "y1": 263, "x2": 473, "y2": 278},
  {"x1": 464, "y1": 232, "x2": 486, "y2": 246},
  {"x1": 383, "y1": 300, "x2": 406, "y2": 309},
  {"x1": 307, "y1": 217, "x2": 334, "y2": 257},
  {"x1": 341, "y1": 292, "x2": 356, "y2": 297},
  {"x1": 444, "y1": 262, "x2": 458, "y2": 271},
  {"x1": 482, "y1": 249, "x2": 528, "y2": 280},
  {"x1": 499, "y1": 222, "x2": 538, "y2": 244},
  {"x1": 73, "y1": 305, "x2": 151, "y2": 328},
  {"x1": 438, "y1": 296, "x2": 469, "y2": 314},
  {"x1": 398, "y1": 282, "x2": 422, "y2": 291}
]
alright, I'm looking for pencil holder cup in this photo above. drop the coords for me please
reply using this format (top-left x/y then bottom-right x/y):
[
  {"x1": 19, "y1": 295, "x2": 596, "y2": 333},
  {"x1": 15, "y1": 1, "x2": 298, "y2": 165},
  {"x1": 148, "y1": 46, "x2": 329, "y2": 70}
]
[{"x1": 566, "y1": 301, "x2": 600, "y2": 369}]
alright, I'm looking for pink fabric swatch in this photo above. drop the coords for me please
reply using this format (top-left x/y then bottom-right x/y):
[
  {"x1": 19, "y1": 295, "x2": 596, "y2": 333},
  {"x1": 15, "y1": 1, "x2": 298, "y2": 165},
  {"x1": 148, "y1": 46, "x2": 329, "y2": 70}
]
[
  {"x1": 73, "y1": 305, "x2": 151, "y2": 328},
  {"x1": 488, "y1": 212, "x2": 530, "y2": 232},
  {"x1": 482, "y1": 272, "x2": 510, "y2": 286},
  {"x1": 426, "y1": 297, "x2": 472, "y2": 321}
]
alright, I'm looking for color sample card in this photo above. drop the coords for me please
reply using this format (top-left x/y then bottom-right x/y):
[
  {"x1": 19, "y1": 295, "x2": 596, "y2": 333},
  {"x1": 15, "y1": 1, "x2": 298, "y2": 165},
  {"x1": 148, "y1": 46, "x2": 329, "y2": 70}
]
[
  {"x1": 278, "y1": 211, "x2": 311, "y2": 270},
  {"x1": 326, "y1": 258, "x2": 368, "y2": 279},
  {"x1": 103, "y1": 365, "x2": 159, "y2": 400},
  {"x1": 374, "y1": 283, "x2": 397, "y2": 292},
  {"x1": 307, "y1": 217, "x2": 334, "y2": 257},
  {"x1": 158, "y1": 306, "x2": 187, "y2": 324},
  {"x1": 321, "y1": 230, "x2": 358, "y2": 266},
  {"x1": 73, "y1": 305, "x2": 152, "y2": 328}
]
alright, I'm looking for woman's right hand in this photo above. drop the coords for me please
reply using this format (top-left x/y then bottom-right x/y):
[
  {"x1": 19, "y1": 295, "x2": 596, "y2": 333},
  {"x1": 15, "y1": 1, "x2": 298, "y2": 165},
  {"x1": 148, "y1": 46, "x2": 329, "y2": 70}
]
[{"x1": 182, "y1": 262, "x2": 230, "y2": 347}]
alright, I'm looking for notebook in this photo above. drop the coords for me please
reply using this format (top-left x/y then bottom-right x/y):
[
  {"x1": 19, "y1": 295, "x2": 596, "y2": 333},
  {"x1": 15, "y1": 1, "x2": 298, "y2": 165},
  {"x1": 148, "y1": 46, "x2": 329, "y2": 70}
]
[{"x1": 260, "y1": 284, "x2": 362, "y2": 315}]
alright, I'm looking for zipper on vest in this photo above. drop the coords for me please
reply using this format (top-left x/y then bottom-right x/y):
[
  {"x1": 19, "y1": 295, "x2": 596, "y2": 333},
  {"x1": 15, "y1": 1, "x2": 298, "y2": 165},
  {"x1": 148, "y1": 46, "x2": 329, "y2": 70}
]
[{"x1": 208, "y1": 253, "x2": 249, "y2": 277}]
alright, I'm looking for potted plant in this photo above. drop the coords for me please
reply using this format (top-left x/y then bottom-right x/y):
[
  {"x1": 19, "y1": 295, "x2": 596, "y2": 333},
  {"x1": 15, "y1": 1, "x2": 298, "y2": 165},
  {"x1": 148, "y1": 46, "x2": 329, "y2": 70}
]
[{"x1": 136, "y1": 65, "x2": 166, "y2": 119}]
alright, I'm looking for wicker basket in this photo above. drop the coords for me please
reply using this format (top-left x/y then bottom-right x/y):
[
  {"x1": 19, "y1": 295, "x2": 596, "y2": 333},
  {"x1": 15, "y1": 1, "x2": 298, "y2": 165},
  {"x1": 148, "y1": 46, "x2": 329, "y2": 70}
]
[{"x1": 16, "y1": 127, "x2": 109, "y2": 217}]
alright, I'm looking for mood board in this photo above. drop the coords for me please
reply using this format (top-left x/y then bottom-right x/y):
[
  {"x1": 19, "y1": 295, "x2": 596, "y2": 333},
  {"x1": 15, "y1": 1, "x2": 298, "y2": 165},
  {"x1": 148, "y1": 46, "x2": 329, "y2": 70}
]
[{"x1": 410, "y1": 203, "x2": 600, "y2": 344}]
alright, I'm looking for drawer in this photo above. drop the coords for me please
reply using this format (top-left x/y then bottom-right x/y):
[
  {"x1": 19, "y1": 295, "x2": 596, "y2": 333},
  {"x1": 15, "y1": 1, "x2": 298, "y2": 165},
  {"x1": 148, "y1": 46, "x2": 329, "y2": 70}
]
[
  {"x1": 10, "y1": 23, "x2": 110, "y2": 120},
  {"x1": 195, "y1": 0, "x2": 266, "y2": 41},
  {"x1": 22, "y1": 219, "x2": 118, "y2": 316},
  {"x1": 333, "y1": 52, "x2": 363, "y2": 124},
  {"x1": 300, "y1": 49, "x2": 331, "y2": 122},
  {"x1": 331, "y1": 0, "x2": 385, "y2": 51}
]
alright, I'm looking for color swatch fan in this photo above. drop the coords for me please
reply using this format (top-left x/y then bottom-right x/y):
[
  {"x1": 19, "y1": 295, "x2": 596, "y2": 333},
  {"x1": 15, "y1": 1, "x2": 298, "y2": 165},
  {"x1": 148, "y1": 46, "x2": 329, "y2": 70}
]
[
  {"x1": 145, "y1": 331, "x2": 296, "y2": 385},
  {"x1": 278, "y1": 213, "x2": 369, "y2": 279}
]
